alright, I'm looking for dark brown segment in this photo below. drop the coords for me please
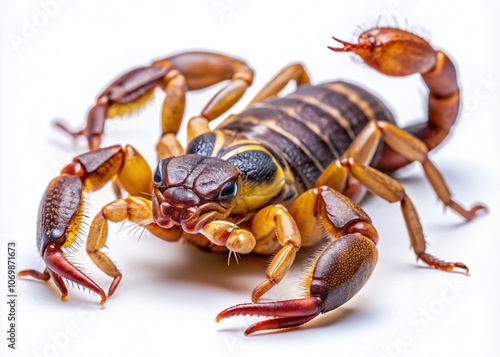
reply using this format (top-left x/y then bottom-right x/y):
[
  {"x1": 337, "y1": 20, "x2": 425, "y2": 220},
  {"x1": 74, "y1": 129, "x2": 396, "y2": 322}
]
[
  {"x1": 160, "y1": 51, "x2": 254, "y2": 90},
  {"x1": 320, "y1": 188, "x2": 371, "y2": 228},
  {"x1": 295, "y1": 84, "x2": 370, "y2": 135},
  {"x1": 320, "y1": 81, "x2": 395, "y2": 123},
  {"x1": 101, "y1": 65, "x2": 171, "y2": 103},
  {"x1": 37, "y1": 175, "x2": 83, "y2": 253},
  {"x1": 264, "y1": 97, "x2": 352, "y2": 159},
  {"x1": 85, "y1": 103, "x2": 108, "y2": 150},
  {"x1": 76, "y1": 145, "x2": 123, "y2": 174}
]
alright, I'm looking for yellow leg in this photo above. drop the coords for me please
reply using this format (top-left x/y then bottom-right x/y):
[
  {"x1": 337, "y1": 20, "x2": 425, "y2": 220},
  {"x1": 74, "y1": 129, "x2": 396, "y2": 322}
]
[
  {"x1": 87, "y1": 196, "x2": 182, "y2": 297},
  {"x1": 199, "y1": 220, "x2": 256, "y2": 254},
  {"x1": 156, "y1": 133, "x2": 185, "y2": 160},
  {"x1": 250, "y1": 204, "x2": 301, "y2": 302},
  {"x1": 156, "y1": 52, "x2": 255, "y2": 157},
  {"x1": 313, "y1": 119, "x2": 483, "y2": 273},
  {"x1": 319, "y1": 120, "x2": 485, "y2": 220},
  {"x1": 185, "y1": 78, "x2": 252, "y2": 143},
  {"x1": 247, "y1": 63, "x2": 311, "y2": 105},
  {"x1": 373, "y1": 121, "x2": 485, "y2": 220},
  {"x1": 339, "y1": 158, "x2": 468, "y2": 273},
  {"x1": 156, "y1": 70, "x2": 188, "y2": 160}
]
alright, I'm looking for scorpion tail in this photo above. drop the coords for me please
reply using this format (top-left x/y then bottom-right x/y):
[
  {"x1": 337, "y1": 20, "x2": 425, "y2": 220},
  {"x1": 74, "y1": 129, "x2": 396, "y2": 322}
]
[{"x1": 330, "y1": 27, "x2": 460, "y2": 171}]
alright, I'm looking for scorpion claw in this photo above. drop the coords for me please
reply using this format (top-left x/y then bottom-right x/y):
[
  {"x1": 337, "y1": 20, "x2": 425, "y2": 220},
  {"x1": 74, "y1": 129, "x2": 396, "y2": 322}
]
[
  {"x1": 216, "y1": 298, "x2": 323, "y2": 335},
  {"x1": 18, "y1": 175, "x2": 108, "y2": 304},
  {"x1": 43, "y1": 243, "x2": 107, "y2": 304},
  {"x1": 18, "y1": 243, "x2": 107, "y2": 304},
  {"x1": 217, "y1": 232, "x2": 379, "y2": 335}
]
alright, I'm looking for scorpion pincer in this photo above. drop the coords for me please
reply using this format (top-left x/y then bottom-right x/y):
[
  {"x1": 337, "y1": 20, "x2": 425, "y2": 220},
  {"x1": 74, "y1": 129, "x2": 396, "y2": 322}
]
[{"x1": 20, "y1": 27, "x2": 486, "y2": 335}]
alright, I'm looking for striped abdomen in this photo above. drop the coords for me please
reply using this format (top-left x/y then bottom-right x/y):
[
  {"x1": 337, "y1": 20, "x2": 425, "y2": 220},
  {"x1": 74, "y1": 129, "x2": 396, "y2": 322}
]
[{"x1": 219, "y1": 81, "x2": 395, "y2": 193}]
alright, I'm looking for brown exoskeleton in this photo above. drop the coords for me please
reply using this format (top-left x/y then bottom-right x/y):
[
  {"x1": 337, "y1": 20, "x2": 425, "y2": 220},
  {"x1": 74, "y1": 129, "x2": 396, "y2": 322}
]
[{"x1": 19, "y1": 27, "x2": 486, "y2": 335}]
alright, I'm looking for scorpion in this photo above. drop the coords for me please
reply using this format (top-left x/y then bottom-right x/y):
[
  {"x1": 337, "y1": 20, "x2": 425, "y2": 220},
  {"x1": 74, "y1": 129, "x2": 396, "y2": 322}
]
[{"x1": 19, "y1": 27, "x2": 486, "y2": 335}]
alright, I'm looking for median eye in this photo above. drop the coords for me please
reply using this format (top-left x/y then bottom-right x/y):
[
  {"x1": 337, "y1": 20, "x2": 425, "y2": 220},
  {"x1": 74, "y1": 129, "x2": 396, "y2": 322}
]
[
  {"x1": 219, "y1": 181, "x2": 237, "y2": 200},
  {"x1": 153, "y1": 166, "x2": 163, "y2": 186}
]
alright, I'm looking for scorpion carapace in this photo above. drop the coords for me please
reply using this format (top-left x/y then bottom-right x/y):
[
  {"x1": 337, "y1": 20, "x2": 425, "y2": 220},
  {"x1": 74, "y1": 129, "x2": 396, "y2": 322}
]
[{"x1": 19, "y1": 27, "x2": 486, "y2": 335}]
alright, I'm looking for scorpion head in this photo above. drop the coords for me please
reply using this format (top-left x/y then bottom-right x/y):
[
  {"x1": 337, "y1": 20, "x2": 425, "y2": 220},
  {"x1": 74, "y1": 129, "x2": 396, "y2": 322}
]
[{"x1": 151, "y1": 154, "x2": 241, "y2": 233}]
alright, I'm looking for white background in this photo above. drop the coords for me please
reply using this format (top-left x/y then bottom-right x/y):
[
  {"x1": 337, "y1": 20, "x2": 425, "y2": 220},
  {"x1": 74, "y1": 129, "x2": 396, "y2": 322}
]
[{"x1": 1, "y1": 1, "x2": 499, "y2": 356}]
